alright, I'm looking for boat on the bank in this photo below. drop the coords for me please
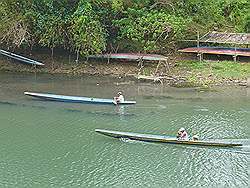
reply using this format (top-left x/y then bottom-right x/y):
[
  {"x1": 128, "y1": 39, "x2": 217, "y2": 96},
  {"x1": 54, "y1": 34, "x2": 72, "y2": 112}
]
[
  {"x1": 0, "y1": 49, "x2": 44, "y2": 66},
  {"x1": 24, "y1": 92, "x2": 136, "y2": 105},
  {"x1": 89, "y1": 53, "x2": 168, "y2": 62},
  {"x1": 95, "y1": 129, "x2": 242, "y2": 147}
]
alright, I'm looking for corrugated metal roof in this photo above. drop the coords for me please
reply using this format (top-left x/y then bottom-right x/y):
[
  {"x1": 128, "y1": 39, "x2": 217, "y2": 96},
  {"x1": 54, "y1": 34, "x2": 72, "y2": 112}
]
[{"x1": 200, "y1": 32, "x2": 250, "y2": 44}]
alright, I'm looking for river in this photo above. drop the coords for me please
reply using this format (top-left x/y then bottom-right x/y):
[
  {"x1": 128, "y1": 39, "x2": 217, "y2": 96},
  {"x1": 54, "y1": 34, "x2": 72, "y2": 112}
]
[{"x1": 0, "y1": 72, "x2": 249, "y2": 187}]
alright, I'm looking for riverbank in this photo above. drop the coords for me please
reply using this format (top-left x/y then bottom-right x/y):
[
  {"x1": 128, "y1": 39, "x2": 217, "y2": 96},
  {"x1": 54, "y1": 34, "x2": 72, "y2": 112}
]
[{"x1": 0, "y1": 49, "x2": 249, "y2": 87}]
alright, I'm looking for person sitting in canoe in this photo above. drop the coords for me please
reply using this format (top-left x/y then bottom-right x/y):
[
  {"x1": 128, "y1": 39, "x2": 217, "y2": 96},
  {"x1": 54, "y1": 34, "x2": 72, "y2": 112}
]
[
  {"x1": 177, "y1": 127, "x2": 189, "y2": 140},
  {"x1": 114, "y1": 91, "x2": 124, "y2": 104}
]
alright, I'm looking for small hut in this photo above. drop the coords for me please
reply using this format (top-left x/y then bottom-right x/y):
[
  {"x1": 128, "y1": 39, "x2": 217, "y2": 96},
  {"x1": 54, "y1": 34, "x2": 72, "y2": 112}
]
[{"x1": 179, "y1": 31, "x2": 250, "y2": 61}]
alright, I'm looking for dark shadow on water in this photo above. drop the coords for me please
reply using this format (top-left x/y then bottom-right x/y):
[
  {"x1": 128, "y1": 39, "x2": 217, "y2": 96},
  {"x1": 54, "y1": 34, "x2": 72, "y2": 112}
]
[
  {"x1": 64, "y1": 108, "x2": 136, "y2": 117},
  {"x1": 65, "y1": 109, "x2": 83, "y2": 113},
  {"x1": 26, "y1": 104, "x2": 46, "y2": 109},
  {"x1": 143, "y1": 95, "x2": 204, "y2": 102},
  {"x1": 0, "y1": 101, "x2": 17, "y2": 106},
  {"x1": 86, "y1": 110, "x2": 136, "y2": 117},
  {"x1": 143, "y1": 96, "x2": 174, "y2": 100},
  {"x1": 0, "y1": 100, "x2": 46, "y2": 109}
]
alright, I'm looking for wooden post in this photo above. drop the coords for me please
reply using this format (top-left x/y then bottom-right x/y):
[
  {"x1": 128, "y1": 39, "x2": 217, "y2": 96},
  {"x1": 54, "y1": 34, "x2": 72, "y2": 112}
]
[
  {"x1": 154, "y1": 61, "x2": 161, "y2": 76},
  {"x1": 197, "y1": 31, "x2": 201, "y2": 62},
  {"x1": 51, "y1": 47, "x2": 54, "y2": 70},
  {"x1": 164, "y1": 58, "x2": 170, "y2": 73},
  {"x1": 107, "y1": 53, "x2": 111, "y2": 64},
  {"x1": 197, "y1": 31, "x2": 200, "y2": 49},
  {"x1": 247, "y1": 77, "x2": 250, "y2": 87},
  {"x1": 138, "y1": 57, "x2": 143, "y2": 70},
  {"x1": 76, "y1": 49, "x2": 79, "y2": 63},
  {"x1": 247, "y1": 77, "x2": 250, "y2": 97},
  {"x1": 199, "y1": 53, "x2": 203, "y2": 61},
  {"x1": 233, "y1": 45, "x2": 237, "y2": 62}
]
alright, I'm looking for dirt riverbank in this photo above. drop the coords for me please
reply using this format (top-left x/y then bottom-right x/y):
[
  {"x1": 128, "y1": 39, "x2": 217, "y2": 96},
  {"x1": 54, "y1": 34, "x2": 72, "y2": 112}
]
[{"x1": 0, "y1": 49, "x2": 249, "y2": 88}]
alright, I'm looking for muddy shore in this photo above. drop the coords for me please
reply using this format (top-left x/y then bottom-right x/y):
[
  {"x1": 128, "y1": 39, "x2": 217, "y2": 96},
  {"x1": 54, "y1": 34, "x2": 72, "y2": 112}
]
[{"x1": 0, "y1": 49, "x2": 249, "y2": 87}]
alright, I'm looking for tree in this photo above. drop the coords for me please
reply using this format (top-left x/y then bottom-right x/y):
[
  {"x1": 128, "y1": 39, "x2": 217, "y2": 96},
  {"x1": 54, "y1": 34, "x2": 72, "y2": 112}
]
[
  {"x1": 114, "y1": 8, "x2": 189, "y2": 53},
  {"x1": 69, "y1": 0, "x2": 107, "y2": 58},
  {"x1": 0, "y1": 0, "x2": 31, "y2": 48}
]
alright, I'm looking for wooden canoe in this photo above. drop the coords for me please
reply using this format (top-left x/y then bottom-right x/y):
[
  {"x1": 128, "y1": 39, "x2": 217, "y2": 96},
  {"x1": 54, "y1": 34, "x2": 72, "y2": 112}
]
[
  {"x1": 24, "y1": 92, "x2": 136, "y2": 105},
  {"x1": 95, "y1": 129, "x2": 242, "y2": 147}
]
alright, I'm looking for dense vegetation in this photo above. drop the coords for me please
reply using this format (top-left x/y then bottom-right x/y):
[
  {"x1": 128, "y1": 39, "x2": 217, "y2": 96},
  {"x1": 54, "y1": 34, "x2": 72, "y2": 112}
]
[{"x1": 0, "y1": 0, "x2": 249, "y2": 56}]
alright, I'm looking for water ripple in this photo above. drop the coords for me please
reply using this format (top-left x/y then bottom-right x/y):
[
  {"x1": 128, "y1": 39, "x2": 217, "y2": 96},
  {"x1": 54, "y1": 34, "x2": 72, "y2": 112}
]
[{"x1": 0, "y1": 73, "x2": 249, "y2": 187}]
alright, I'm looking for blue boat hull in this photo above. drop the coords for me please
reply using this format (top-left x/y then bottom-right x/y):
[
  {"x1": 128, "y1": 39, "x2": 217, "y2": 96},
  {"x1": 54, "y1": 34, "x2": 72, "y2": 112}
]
[{"x1": 24, "y1": 92, "x2": 136, "y2": 105}]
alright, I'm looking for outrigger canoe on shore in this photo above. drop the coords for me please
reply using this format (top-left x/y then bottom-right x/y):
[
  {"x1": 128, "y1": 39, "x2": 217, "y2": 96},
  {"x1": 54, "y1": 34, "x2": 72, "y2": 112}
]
[
  {"x1": 95, "y1": 129, "x2": 242, "y2": 147},
  {"x1": 24, "y1": 92, "x2": 136, "y2": 105}
]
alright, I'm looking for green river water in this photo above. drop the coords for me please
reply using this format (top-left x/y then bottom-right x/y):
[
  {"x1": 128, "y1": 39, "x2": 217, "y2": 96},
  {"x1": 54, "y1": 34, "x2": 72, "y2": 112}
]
[{"x1": 0, "y1": 72, "x2": 249, "y2": 187}]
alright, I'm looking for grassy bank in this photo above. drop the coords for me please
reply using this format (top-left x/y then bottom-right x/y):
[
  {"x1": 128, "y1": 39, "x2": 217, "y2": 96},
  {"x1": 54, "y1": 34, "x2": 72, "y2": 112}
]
[
  {"x1": 1, "y1": 54, "x2": 249, "y2": 87},
  {"x1": 172, "y1": 60, "x2": 250, "y2": 87}
]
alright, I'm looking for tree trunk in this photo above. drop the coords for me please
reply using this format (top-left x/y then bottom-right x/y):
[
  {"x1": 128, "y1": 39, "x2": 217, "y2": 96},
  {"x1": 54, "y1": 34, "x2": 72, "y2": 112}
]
[
  {"x1": 76, "y1": 49, "x2": 79, "y2": 63},
  {"x1": 51, "y1": 47, "x2": 54, "y2": 70}
]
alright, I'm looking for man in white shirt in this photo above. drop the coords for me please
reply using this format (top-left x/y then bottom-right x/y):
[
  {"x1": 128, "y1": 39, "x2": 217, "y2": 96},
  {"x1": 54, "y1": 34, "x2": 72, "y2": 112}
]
[
  {"x1": 114, "y1": 91, "x2": 124, "y2": 104},
  {"x1": 176, "y1": 127, "x2": 189, "y2": 140}
]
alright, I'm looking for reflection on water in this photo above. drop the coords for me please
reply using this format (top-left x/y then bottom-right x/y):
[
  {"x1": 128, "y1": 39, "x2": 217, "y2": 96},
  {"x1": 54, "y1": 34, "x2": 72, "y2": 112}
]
[
  {"x1": 0, "y1": 72, "x2": 249, "y2": 187},
  {"x1": 0, "y1": 101, "x2": 17, "y2": 106}
]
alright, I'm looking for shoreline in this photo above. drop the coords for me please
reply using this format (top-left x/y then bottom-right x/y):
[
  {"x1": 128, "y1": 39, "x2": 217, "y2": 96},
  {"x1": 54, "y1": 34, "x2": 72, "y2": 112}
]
[{"x1": 0, "y1": 50, "x2": 249, "y2": 88}]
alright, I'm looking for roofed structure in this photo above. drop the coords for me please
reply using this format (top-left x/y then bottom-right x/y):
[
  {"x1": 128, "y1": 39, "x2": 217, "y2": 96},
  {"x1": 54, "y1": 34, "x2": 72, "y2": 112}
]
[
  {"x1": 199, "y1": 31, "x2": 250, "y2": 45},
  {"x1": 179, "y1": 31, "x2": 250, "y2": 61}
]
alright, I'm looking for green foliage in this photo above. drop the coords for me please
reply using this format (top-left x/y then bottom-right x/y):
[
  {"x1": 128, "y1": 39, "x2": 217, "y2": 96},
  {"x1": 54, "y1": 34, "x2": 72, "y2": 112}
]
[
  {"x1": 0, "y1": 0, "x2": 249, "y2": 54},
  {"x1": 30, "y1": 0, "x2": 73, "y2": 49},
  {"x1": 176, "y1": 0, "x2": 250, "y2": 33},
  {"x1": 243, "y1": 13, "x2": 250, "y2": 33},
  {"x1": 114, "y1": 9, "x2": 189, "y2": 52},
  {"x1": 70, "y1": 0, "x2": 107, "y2": 56},
  {"x1": 0, "y1": 0, "x2": 30, "y2": 47},
  {"x1": 34, "y1": 14, "x2": 66, "y2": 49},
  {"x1": 219, "y1": 0, "x2": 249, "y2": 32},
  {"x1": 111, "y1": 0, "x2": 124, "y2": 12}
]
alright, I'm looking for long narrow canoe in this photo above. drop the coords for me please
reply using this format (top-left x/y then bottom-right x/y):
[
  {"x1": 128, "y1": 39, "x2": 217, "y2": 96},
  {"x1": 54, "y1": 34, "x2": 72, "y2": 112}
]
[
  {"x1": 0, "y1": 49, "x2": 44, "y2": 66},
  {"x1": 89, "y1": 53, "x2": 168, "y2": 62},
  {"x1": 24, "y1": 92, "x2": 136, "y2": 105},
  {"x1": 95, "y1": 129, "x2": 242, "y2": 147}
]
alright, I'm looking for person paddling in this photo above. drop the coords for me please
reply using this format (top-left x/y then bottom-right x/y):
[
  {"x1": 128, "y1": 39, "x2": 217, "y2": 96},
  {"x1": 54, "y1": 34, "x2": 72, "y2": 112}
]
[
  {"x1": 177, "y1": 127, "x2": 189, "y2": 140},
  {"x1": 114, "y1": 91, "x2": 124, "y2": 104}
]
